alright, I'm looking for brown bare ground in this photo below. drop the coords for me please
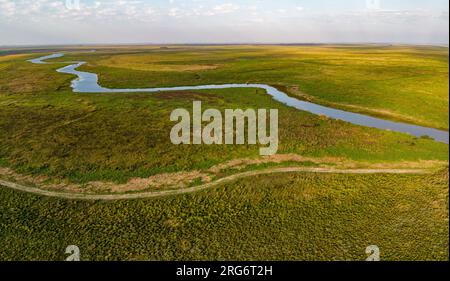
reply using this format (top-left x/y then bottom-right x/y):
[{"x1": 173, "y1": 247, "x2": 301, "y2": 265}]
[
  {"x1": 0, "y1": 167, "x2": 433, "y2": 201},
  {"x1": 207, "y1": 154, "x2": 447, "y2": 173},
  {"x1": 89, "y1": 171, "x2": 212, "y2": 193},
  {"x1": 0, "y1": 154, "x2": 447, "y2": 195},
  {"x1": 207, "y1": 154, "x2": 346, "y2": 173},
  {"x1": 154, "y1": 91, "x2": 220, "y2": 101},
  {"x1": 0, "y1": 167, "x2": 211, "y2": 193}
]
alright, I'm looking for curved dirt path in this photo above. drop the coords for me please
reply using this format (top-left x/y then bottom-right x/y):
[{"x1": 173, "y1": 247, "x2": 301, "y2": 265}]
[{"x1": 0, "y1": 167, "x2": 430, "y2": 201}]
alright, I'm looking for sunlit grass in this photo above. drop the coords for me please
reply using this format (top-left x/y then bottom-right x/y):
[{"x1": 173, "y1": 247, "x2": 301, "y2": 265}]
[
  {"x1": 68, "y1": 45, "x2": 449, "y2": 129},
  {"x1": 0, "y1": 47, "x2": 448, "y2": 184},
  {"x1": 0, "y1": 45, "x2": 448, "y2": 261}
]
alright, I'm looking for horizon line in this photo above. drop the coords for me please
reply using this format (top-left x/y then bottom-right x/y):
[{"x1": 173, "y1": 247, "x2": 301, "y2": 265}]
[{"x1": 1, "y1": 42, "x2": 449, "y2": 49}]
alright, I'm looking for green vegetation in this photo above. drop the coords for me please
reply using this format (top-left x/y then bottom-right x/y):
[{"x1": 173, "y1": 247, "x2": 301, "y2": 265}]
[
  {"x1": 0, "y1": 45, "x2": 448, "y2": 261},
  {"x1": 0, "y1": 169, "x2": 448, "y2": 261},
  {"x1": 63, "y1": 45, "x2": 449, "y2": 130},
  {"x1": 0, "y1": 47, "x2": 448, "y2": 185}
]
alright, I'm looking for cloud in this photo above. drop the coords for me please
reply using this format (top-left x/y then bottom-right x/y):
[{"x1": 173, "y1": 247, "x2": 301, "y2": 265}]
[
  {"x1": 0, "y1": 0, "x2": 448, "y2": 45},
  {"x1": 0, "y1": 0, "x2": 16, "y2": 17},
  {"x1": 212, "y1": 3, "x2": 239, "y2": 14},
  {"x1": 0, "y1": 0, "x2": 158, "y2": 21}
]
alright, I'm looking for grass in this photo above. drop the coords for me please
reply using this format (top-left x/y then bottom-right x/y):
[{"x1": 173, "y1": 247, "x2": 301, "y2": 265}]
[
  {"x1": 0, "y1": 86, "x2": 447, "y2": 184},
  {"x1": 0, "y1": 45, "x2": 448, "y2": 261},
  {"x1": 0, "y1": 168, "x2": 447, "y2": 261},
  {"x1": 61, "y1": 45, "x2": 449, "y2": 130},
  {"x1": 0, "y1": 47, "x2": 448, "y2": 184}
]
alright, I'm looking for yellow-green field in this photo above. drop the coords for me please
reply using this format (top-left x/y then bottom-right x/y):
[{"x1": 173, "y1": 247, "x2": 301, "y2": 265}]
[
  {"x1": 70, "y1": 45, "x2": 449, "y2": 129},
  {"x1": 0, "y1": 45, "x2": 448, "y2": 260}
]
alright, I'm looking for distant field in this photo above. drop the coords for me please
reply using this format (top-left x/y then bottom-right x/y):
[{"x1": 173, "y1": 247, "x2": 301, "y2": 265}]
[
  {"x1": 0, "y1": 169, "x2": 447, "y2": 261},
  {"x1": 63, "y1": 45, "x2": 449, "y2": 130}
]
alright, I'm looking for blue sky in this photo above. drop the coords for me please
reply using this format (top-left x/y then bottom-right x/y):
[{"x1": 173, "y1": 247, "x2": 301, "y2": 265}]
[{"x1": 0, "y1": 0, "x2": 448, "y2": 45}]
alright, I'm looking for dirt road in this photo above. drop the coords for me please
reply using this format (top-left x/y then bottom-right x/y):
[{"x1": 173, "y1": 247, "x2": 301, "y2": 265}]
[{"x1": 0, "y1": 167, "x2": 429, "y2": 201}]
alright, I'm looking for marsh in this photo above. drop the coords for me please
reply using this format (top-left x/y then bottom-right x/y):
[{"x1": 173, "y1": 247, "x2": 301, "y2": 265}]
[{"x1": 170, "y1": 101, "x2": 279, "y2": 156}]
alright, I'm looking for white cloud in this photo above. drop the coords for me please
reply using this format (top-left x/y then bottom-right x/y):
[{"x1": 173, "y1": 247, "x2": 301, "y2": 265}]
[
  {"x1": 168, "y1": 7, "x2": 182, "y2": 17},
  {"x1": 206, "y1": 3, "x2": 239, "y2": 15},
  {"x1": 0, "y1": 0, "x2": 159, "y2": 21},
  {"x1": 0, "y1": 0, "x2": 448, "y2": 45},
  {"x1": 0, "y1": 0, "x2": 16, "y2": 17}
]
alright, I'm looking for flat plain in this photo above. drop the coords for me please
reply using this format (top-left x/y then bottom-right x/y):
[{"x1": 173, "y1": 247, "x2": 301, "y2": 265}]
[{"x1": 0, "y1": 45, "x2": 448, "y2": 260}]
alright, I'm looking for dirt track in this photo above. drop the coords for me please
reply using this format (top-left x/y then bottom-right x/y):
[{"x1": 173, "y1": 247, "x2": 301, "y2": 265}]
[{"x1": 0, "y1": 167, "x2": 430, "y2": 201}]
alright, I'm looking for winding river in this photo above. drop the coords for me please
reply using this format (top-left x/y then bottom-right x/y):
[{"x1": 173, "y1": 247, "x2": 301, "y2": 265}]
[{"x1": 29, "y1": 53, "x2": 449, "y2": 144}]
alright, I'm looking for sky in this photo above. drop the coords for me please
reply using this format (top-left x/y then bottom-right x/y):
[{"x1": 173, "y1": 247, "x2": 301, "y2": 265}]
[{"x1": 0, "y1": 0, "x2": 449, "y2": 45}]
